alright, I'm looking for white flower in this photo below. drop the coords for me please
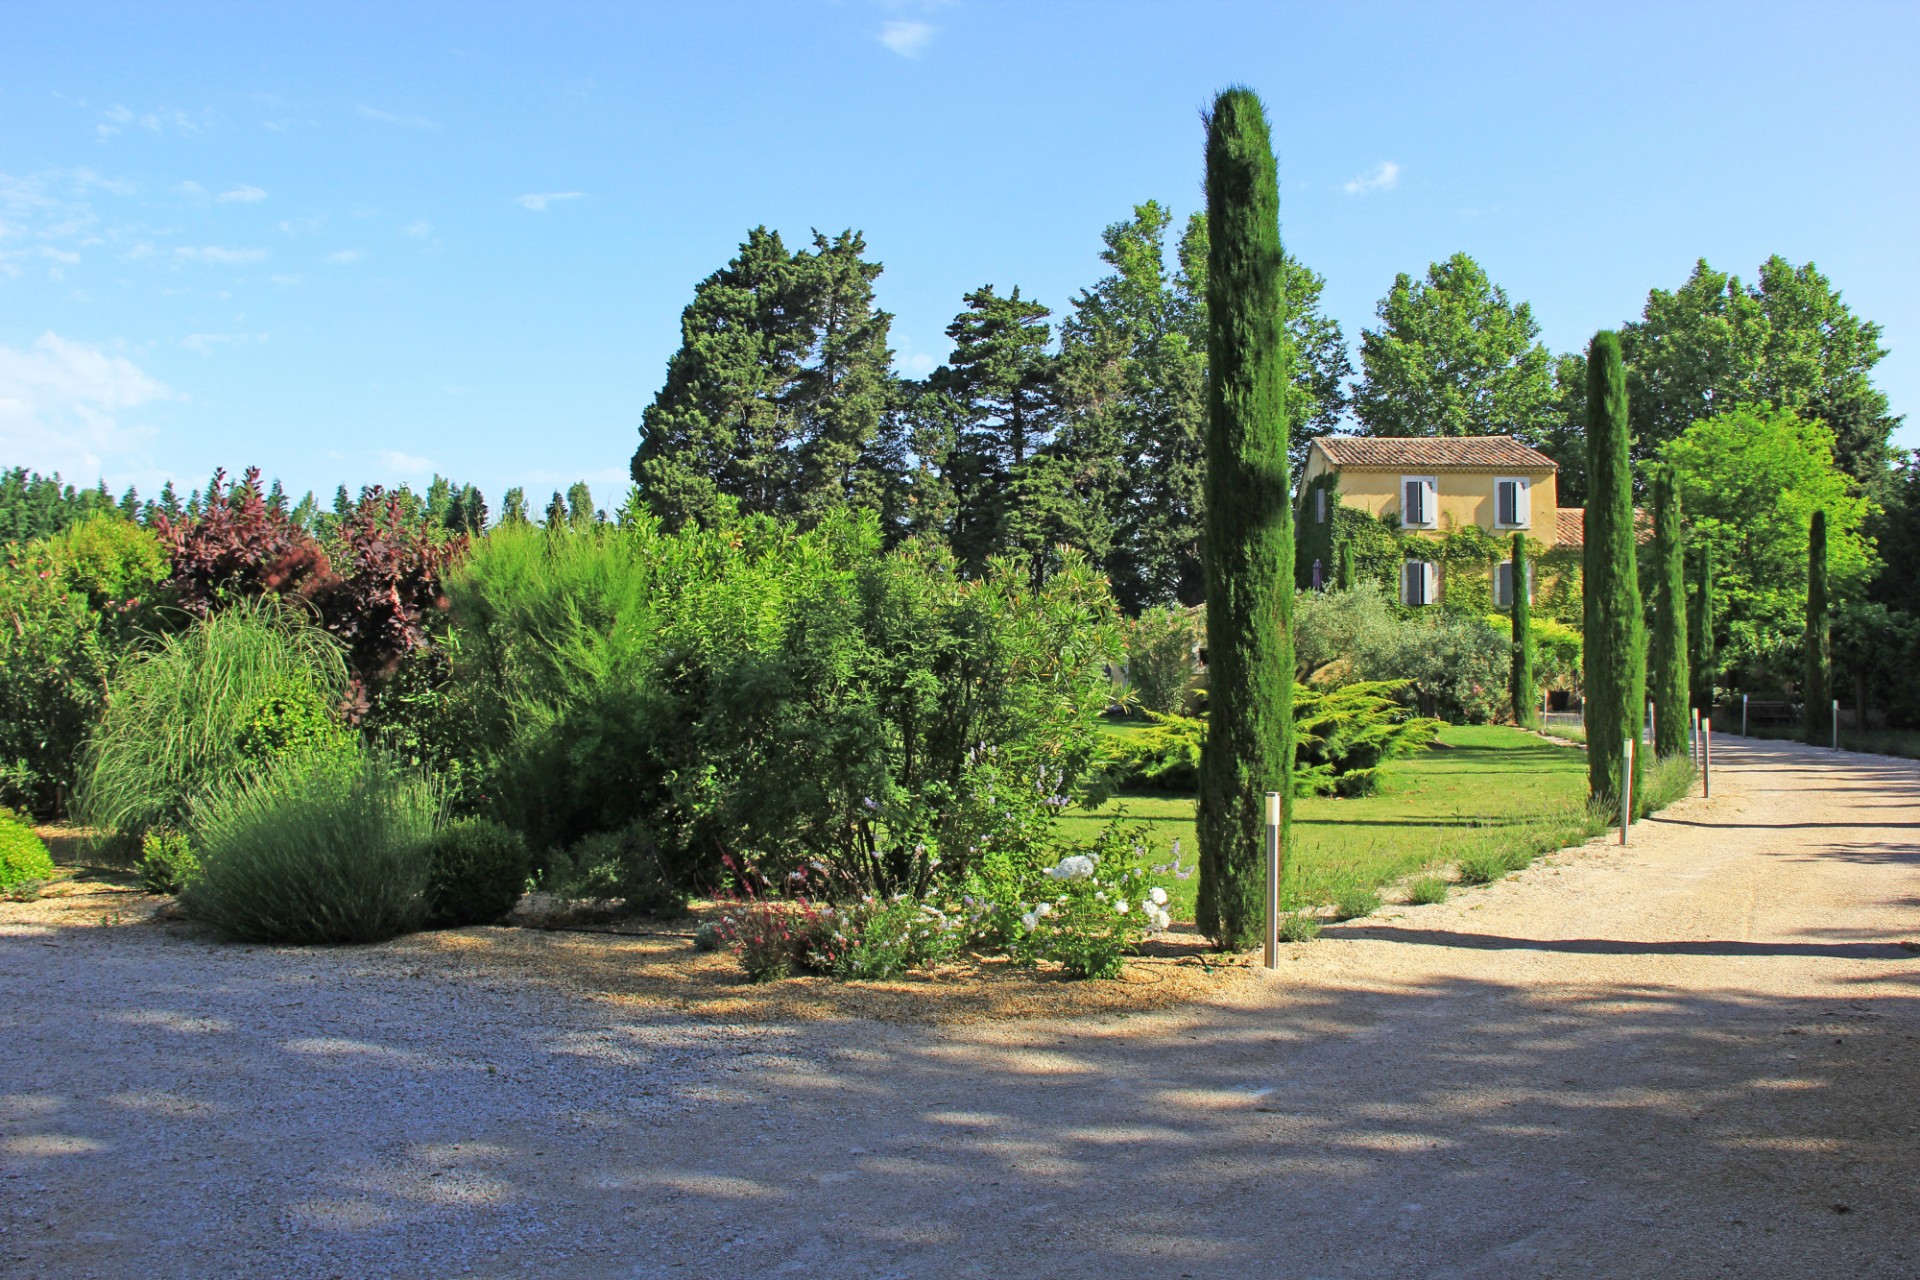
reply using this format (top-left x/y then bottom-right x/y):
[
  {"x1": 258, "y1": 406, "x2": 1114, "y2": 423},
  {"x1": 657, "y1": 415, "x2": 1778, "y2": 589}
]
[
  {"x1": 1115, "y1": 900, "x2": 1129, "y2": 914},
  {"x1": 1148, "y1": 887, "x2": 1168, "y2": 907},
  {"x1": 1045, "y1": 855, "x2": 1096, "y2": 881},
  {"x1": 1035, "y1": 902, "x2": 1054, "y2": 918},
  {"x1": 1020, "y1": 911, "x2": 1039, "y2": 932}
]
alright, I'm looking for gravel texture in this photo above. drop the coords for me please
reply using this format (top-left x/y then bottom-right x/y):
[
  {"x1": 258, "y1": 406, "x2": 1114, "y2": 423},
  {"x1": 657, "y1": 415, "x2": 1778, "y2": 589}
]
[{"x1": 3, "y1": 734, "x2": 1918, "y2": 1278}]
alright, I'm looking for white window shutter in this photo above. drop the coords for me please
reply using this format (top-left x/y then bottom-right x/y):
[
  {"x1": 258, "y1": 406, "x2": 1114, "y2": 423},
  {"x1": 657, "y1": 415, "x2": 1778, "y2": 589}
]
[
  {"x1": 1517, "y1": 476, "x2": 1531, "y2": 527},
  {"x1": 1425, "y1": 560, "x2": 1439, "y2": 603},
  {"x1": 1422, "y1": 478, "x2": 1437, "y2": 526}
]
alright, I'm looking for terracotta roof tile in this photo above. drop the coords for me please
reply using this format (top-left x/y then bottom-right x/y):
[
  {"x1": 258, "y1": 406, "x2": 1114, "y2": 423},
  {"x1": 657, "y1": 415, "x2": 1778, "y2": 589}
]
[
  {"x1": 1554, "y1": 506, "x2": 1652, "y2": 548},
  {"x1": 1314, "y1": 434, "x2": 1558, "y2": 471}
]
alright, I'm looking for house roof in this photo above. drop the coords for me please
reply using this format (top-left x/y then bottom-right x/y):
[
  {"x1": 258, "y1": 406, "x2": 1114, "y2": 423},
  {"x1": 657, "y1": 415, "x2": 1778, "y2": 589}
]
[
  {"x1": 1313, "y1": 434, "x2": 1558, "y2": 471},
  {"x1": 1555, "y1": 506, "x2": 1654, "y2": 548}
]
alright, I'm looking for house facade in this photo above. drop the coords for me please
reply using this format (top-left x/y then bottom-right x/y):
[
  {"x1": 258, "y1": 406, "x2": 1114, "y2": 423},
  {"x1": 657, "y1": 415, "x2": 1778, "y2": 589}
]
[{"x1": 1297, "y1": 435, "x2": 1581, "y2": 607}]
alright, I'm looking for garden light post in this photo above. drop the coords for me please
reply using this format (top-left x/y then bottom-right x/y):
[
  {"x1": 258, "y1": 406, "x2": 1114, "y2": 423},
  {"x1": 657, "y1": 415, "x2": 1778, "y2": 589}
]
[
  {"x1": 1263, "y1": 790, "x2": 1280, "y2": 969},
  {"x1": 1691, "y1": 707, "x2": 1701, "y2": 769},
  {"x1": 1647, "y1": 700, "x2": 1655, "y2": 749},
  {"x1": 1833, "y1": 699, "x2": 1840, "y2": 750},
  {"x1": 1621, "y1": 737, "x2": 1634, "y2": 845},
  {"x1": 1742, "y1": 694, "x2": 1749, "y2": 737},
  {"x1": 1704, "y1": 720, "x2": 1712, "y2": 798}
]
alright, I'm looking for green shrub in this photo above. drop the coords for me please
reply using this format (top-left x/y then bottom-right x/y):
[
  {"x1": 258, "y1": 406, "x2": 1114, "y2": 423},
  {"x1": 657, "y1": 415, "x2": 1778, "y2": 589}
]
[
  {"x1": 1123, "y1": 606, "x2": 1204, "y2": 714},
  {"x1": 1406, "y1": 875, "x2": 1449, "y2": 905},
  {"x1": 541, "y1": 816, "x2": 687, "y2": 915},
  {"x1": 691, "y1": 921, "x2": 724, "y2": 952},
  {"x1": 424, "y1": 818, "x2": 529, "y2": 927},
  {"x1": 183, "y1": 750, "x2": 439, "y2": 944},
  {"x1": 77, "y1": 599, "x2": 348, "y2": 842},
  {"x1": 1294, "y1": 681, "x2": 1443, "y2": 797},
  {"x1": 0, "y1": 816, "x2": 54, "y2": 890},
  {"x1": 137, "y1": 828, "x2": 199, "y2": 894}
]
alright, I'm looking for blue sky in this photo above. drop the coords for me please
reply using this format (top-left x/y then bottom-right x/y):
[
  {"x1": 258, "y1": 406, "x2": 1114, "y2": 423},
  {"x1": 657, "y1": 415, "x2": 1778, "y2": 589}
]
[{"x1": 3, "y1": 0, "x2": 1916, "y2": 508}]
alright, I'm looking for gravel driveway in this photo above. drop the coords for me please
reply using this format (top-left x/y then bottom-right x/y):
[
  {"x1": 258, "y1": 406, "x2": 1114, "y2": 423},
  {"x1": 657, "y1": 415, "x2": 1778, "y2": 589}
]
[{"x1": 5, "y1": 735, "x2": 1917, "y2": 1279}]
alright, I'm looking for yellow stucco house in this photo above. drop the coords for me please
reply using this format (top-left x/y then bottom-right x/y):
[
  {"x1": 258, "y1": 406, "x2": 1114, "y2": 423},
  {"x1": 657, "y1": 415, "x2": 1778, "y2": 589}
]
[{"x1": 1298, "y1": 435, "x2": 1586, "y2": 606}]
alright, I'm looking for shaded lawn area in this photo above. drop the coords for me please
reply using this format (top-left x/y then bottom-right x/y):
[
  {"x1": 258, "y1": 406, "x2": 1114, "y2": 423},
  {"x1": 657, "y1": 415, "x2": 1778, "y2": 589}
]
[{"x1": 1064, "y1": 723, "x2": 1590, "y2": 923}]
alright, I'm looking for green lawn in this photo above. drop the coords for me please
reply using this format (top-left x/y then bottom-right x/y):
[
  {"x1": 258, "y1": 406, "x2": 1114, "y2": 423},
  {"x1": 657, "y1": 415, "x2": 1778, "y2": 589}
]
[{"x1": 1063, "y1": 723, "x2": 1595, "y2": 923}]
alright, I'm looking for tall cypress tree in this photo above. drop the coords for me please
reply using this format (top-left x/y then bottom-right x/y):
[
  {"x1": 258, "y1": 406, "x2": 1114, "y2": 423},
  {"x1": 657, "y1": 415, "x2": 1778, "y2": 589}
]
[
  {"x1": 1195, "y1": 88, "x2": 1293, "y2": 950},
  {"x1": 1804, "y1": 509, "x2": 1830, "y2": 745},
  {"x1": 1582, "y1": 330, "x2": 1645, "y2": 806},
  {"x1": 1691, "y1": 542, "x2": 1716, "y2": 718},
  {"x1": 1648, "y1": 467, "x2": 1690, "y2": 756},
  {"x1": 1337, "y1": 540, "x2": 1356, "y2": 591},
  {"x1": 1510, "y1": 531, "x2": 1536, "y2": 727}
]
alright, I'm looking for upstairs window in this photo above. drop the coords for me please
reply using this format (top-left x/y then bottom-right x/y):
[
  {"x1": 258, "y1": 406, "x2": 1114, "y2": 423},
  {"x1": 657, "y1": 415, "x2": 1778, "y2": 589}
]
[
  {"x1": 1495, "y1": 477, "x2": 1532, "y2": 528},
  {"x1": 1401, "y1": 560, "x2": 1438, "y2": 607},
  {"x1": 1401, "y1": 475, "x2": 1437, "y2": 528},
  {"x1": 1495, "y1": 560, "x2": 1534, "y2": 608},
  {"x1": 1315, "y1": 488, "x2": 1328, "y2": 523}
]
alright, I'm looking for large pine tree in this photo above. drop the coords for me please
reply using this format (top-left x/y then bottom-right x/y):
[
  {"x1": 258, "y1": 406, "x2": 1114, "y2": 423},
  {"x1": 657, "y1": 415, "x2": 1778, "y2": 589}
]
[
  {"x1": 1583, "y1": 330, "x2": 1646, "y2": 806},
  {"x1": 632, "y1": 227, "x2": 894, "y2": 528},
  {"x1": 1195, "y1": 88, "x2": 1294, "y2": 950},
  {"x1": 1648, "y1": 467, "x2": 1690, "y2": 756}
]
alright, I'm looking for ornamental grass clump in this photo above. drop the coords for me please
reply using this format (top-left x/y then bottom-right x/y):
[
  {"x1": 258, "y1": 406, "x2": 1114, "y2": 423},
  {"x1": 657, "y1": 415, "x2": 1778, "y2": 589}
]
[{"x1": 183, "y1": 749, "x2": 440, "y2": 944}]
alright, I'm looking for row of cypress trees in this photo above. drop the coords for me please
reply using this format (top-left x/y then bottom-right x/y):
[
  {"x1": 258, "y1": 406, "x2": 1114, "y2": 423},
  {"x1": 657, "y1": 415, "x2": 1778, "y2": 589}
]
[{"x1": 1196, "y1": 86, "x2": 1832, "y2": 949}]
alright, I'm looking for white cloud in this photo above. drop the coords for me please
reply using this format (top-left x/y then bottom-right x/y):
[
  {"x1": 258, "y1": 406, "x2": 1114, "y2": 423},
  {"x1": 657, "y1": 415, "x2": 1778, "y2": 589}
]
[
  {"x1": 379, "y1": 449, "x2": 435, "y2": 474},
  {"x1": 174, "y1": 246, "x2": 268, "y2": 265},
  {"x1": 878, "y1": 20, "x2": 936, "y2": 57},
  {"x1": 216, "y1": 184, "x2": 267, "y2": 204},
  {"x1": 1343, "y1": 161, "x2": 1401, "y2": 195},
  {"x1": 323, "y1": 249, "x2": 364, "y2": 264},
  {"x1": 356, "y1": 105, "x2": 439, "y2": 130},
  {"x1": 516, "y1": 191, "x2": 584, "y2": 211},
  {"x1": 403, "y1": 219, "x2": 432, "y2": 237},
  {"x1": 0, "y1": 334, "x2": 173, "y2": 479}
]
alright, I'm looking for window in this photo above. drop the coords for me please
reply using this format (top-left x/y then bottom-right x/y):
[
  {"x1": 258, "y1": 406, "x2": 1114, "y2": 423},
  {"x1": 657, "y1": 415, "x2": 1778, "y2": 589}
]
[
  {"x1": 1495, "y1": 560, "x2": 1534, "y2": 608},
  {"x1": 1494, "y1": 477, "x2": 1531, "y2": 528},
  {"x1": 1315, "y1": 488, "x2": 1328, "y2": 523},
  {"x1": 1401, "y1": 560, "x2": 1438, "y2": 606},
  {"x1": 1400, "y1": 475, "x2": 1436, "y2": 528}
]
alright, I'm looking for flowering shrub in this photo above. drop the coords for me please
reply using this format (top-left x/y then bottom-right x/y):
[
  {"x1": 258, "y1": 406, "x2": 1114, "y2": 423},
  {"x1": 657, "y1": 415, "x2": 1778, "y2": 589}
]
[
  {"x1": 717, "y1": 897, "x2": 843, "y2": 983},
  {"x1": 829, "y1": 897, "x2": 963, "y2": 980},
  {"x1": 1013, "y1": 849, "x2": 1171, "y2": 979}
]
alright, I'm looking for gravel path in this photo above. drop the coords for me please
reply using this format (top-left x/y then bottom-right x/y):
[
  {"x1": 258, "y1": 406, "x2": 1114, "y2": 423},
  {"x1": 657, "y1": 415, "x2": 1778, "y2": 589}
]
[{"x1": 4, "y1": 735, "x2": 1917, "y2": 1278}]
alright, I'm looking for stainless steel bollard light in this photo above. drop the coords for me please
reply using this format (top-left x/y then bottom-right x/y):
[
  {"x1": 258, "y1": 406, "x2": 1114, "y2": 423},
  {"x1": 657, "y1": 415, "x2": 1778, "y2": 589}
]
[{"x1": 1621, "y1": 737, "x2": 1634, "y2": 845}]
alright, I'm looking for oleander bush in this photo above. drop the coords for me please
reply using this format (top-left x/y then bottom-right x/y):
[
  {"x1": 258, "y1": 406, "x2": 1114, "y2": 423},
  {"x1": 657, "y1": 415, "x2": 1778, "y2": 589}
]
[{"x1": 183, "y1": 749, "x2": 440, "y2": 944}]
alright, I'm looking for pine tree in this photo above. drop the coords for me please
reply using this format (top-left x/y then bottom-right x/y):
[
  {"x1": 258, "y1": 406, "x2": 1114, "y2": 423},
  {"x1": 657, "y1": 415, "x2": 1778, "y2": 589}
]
[
  {"x1": 632, "y1": 226, "x2": 895, "y2": 529},
  {"x1": 1691, "y1": 542, "x2": 1716, "y2": 718},
  {"x1": 501, "y1": 487, "x2": 530, "y2": 526},
  {"x1": 1803, "y1": 509, "x2": 1830, "y2": 744},
  {"x1": 567, "y1": 482, "x2": 596, "y2": 529},
  {"x1": 543, "y1": 491, "x2": 568, "y2": 531},
  {"x1": 1510, "y1": 531, "x2": 1536, "y2": 727},
  {"x1": 1582, "y1": 330, "x2": 1646, "y2": 806},
  {"x1": 1648, "y1": 468, "x2": 1690, "y2": 755},
  {"x1": 1337, "y1": 541, "x2": 1356, "y2": 591},
  {"x1": 1195, "y1": 87, "x2": 1294, "y2": 950}
]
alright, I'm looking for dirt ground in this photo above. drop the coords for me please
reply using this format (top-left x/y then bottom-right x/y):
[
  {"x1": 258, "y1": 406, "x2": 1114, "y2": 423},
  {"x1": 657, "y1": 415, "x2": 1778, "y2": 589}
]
[{"x1": 3, "y1": 735, "x2": 1917, "y2": 1278}]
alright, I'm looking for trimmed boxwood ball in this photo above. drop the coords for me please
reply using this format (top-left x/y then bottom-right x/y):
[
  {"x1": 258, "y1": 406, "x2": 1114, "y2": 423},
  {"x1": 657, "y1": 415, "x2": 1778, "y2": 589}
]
[
  {"x1": 0, "y1": 816, "x2": 55, "y2": 890},
  {"x1": 425, "y1": 818, "x2": 530, "y2": 927}
]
